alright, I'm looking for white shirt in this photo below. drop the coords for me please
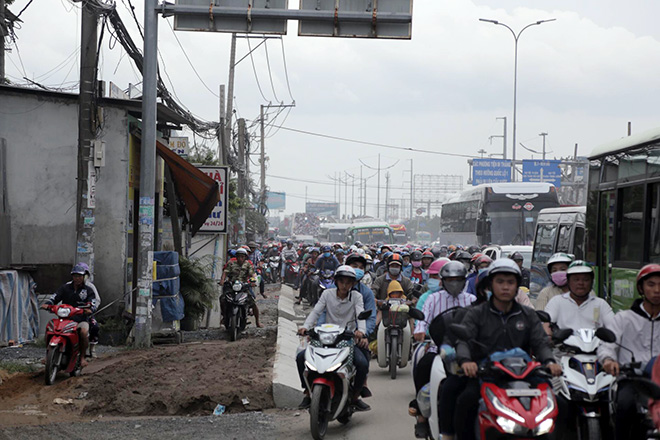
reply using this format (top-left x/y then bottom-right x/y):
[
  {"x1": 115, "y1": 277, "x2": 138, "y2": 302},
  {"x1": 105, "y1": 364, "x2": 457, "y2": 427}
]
[{"x1": 545, "y1": 292, "x2": 615, "y2": 332}]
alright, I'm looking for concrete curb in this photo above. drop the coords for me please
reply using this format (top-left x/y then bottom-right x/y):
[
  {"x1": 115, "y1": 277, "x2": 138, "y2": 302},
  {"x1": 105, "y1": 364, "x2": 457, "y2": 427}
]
[{"x1": 272, "y1": 285, "x2": 305, "y2": 408}]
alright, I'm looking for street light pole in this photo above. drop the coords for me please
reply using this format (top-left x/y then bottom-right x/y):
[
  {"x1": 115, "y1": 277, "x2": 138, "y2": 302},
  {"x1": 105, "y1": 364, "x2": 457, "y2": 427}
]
[{"x1": 479, "y1": 18, "x2": 556, "y2": 180}]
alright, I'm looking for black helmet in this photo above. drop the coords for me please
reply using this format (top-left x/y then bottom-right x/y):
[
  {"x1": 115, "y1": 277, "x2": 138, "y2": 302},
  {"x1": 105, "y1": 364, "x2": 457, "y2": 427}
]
[
  {"x1": 509, "y1": 251, "x2": 524, "y2": 262},
  {"x1": 411, "y1": 250, "x2": 423, "y2": 261},
  {"x1": 440, "y1": 261, "x2": 468, "y2": 279},
  {"x1": 456, "y1": 250, "x2": 472, "y2": 262},
  {"x1": 345, "y1": 253, "x2": 367, "y2": 267}
]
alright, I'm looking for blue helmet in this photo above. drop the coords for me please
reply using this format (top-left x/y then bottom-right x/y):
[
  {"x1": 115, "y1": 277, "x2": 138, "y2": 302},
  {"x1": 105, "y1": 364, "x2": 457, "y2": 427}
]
[{"x1": 321, "y1": 245, "x2": 332, "y2": 253}]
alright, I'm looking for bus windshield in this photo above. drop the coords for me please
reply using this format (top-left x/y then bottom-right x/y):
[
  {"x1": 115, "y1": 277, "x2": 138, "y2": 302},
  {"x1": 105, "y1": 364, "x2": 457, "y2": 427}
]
[
  {"x1": 328, "y1": 230, "x2": 346, "y2": 242},
  {"x1": 352, "y1": 227, "x2": 392, "y2": 244}
]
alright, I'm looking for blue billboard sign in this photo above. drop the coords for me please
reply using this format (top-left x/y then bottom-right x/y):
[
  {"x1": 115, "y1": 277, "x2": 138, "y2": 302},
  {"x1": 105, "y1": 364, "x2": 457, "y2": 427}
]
[
  {"x1": 472, "y1": 159, "x2": 512, "y2": 185},
  {"x1": 266, "y1": 191, "x2": 286, "y2": 210},
  {"x1": 522, "y1": 160, "x2": 562, "y2": 187}
]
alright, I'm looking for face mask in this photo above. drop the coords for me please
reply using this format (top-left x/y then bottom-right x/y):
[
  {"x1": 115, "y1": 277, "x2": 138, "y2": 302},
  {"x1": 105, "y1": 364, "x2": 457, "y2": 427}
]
[
  {"x1": 444, "y1": 280, "x2": 465, "y2": 296},
  {"x1": 389, "y1": 266, "x2": 401, "y2": 276},
  {"x1": 551, "y1": 271, "x2": 568, "y2": 287},
  {"x1": 427, "y1": 278, "x2": 441, "y2": 292},
  {"x1": 353, "y1": 268, "x2": 365, "y2": 281},
  {"x1": 412, "y1": 261, "x2": 422, "y2": 268},
  {"x1": 478, "y1": 268, "x2": 488, "y2": 275},
  {"x1": 486, "y1": 290, "x2": 493, "y2": 299},
  {"x1": 323, "y1": 252, "x2": 331, "y2": 258}
]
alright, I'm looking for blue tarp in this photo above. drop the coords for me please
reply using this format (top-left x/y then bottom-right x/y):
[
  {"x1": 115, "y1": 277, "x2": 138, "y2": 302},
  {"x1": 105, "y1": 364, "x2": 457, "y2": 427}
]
[
  {"x1": 152, "y1": 251, "x2": 184, "y2": 322},
  {"x1": 0, "y1": 270, "x2": 39, "y2": 344}
]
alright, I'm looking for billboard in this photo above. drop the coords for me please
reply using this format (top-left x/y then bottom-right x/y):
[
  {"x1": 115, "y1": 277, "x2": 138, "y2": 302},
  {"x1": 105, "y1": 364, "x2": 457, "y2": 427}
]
[
  {"x1": 306, "y1": 202, "x2": 339, "y2": 217},
  {"x1": 266, "y1": 191, "x2": 286, "y2": 210},
  {"x1": 472, "y1": 159, "x2": 512, "y2": 185},
  {"x1": 522, "y1": 160, "x2": 562, "y2": 187},
  {"x1": 198, "y1": 166, "x2": 228, "y2": 233},
  {"x1": 168, "y1": 137, "x2": 189, "y2": 158}
]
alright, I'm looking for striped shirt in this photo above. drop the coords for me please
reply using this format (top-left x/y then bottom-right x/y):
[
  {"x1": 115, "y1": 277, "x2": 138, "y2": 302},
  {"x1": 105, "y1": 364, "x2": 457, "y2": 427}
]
[{"x1": 414, "y1": 289, "x2": 476, "y2": 335}]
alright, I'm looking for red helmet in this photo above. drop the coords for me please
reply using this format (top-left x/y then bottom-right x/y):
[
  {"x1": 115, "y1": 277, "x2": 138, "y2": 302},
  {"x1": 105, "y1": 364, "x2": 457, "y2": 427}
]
[
  {"x1": 470, "y1": 252, "x2": 484, "y2": 263},
  {"x1": 422, "y1": 250, "x2": 434, "y2": 259},
  {"x1": 474, "y1": 255, "x2": 493, "y2": 267},
  {"x1": 637, "y1": 264, "x2": 660, "y2": 294}
]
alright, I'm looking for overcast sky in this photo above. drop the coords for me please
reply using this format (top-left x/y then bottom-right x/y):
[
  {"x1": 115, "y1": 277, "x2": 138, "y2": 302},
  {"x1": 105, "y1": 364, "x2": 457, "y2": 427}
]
[{"x1": 6, "y1": 0, "x2": 660, "y2": 217}]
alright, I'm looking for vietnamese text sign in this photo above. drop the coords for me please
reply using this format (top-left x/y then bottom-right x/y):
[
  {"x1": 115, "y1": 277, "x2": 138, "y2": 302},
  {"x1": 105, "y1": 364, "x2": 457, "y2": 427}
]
[
  {"x1": 198, "y1": 166, "x2": 228, "y2": 233},
  {"x1": 522, "y1": 160, "x2": 561, "y2": 187},
  {"x1": 306, "y1": 202, "x2": 339, "y2": 217},
  {"x1": 168, "y1": 137, "x2": 189, "y2": 157},
  {"x1": 472, "y1": 159, "x2": 512, "y2": 185},
  {"x1": 266, "y1": 191, "x2": 286, "y2": 210}
]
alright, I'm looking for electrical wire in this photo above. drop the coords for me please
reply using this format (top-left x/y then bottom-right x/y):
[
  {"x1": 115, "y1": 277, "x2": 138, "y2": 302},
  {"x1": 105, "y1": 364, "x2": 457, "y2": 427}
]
[
  {"x1": 246, "y1": 36, "x2": 270, "y2": 102},
  {"x1": 280, "y1": 38, "x2": 295, "y2": 103},
  {"x1": 263, "y1": 38, "x2": 280, "y2": 103}
]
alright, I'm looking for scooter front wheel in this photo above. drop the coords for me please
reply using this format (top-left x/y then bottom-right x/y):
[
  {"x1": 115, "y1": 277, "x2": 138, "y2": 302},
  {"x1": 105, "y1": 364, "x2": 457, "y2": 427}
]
[
  {"x1": 229, "y1": 315, "x2": 238, "y2": 342},
  {"x1": 45, "y1": 347, "x2": 59, "y2": 385},
  {"x1": 389, "y1": 335, "x2": 398, "y2": 380},
  {"x1": 310, "y1": 385, "x2": 330, "y2": 440}
]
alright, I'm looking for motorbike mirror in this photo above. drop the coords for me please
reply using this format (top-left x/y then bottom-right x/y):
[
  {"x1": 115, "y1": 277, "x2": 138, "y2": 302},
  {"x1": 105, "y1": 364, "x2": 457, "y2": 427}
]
[
  {"x1": 632, "y1": 378, "x2": 660, "y2": 400},
  {"x1": 552, "y1": 328, "x2": 573, "y2": 343},
  {"x1": 535, "y1": 310, "x2": 552, "y2": 323},
  {"x1": 357, "y1": 310, "x2": 372, "y2": 320},
  {"x1": 408, "y1": 308, "x2": 425, "y2": 321},
  {"x1": 595, "y1": 327, "x2": 617, "y2": 344},
  {"x1": 450, "y1": 323, "x2": 471, "y2": 341}
]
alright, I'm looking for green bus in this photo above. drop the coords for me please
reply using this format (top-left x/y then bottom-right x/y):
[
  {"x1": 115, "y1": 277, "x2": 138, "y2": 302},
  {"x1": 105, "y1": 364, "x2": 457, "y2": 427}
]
[
  {"x1": 345, "y1": 221, "x2": 394, "y2": 245},
  {"x1": 587, "y1": 126, "x2": 660, "y2": 311}
]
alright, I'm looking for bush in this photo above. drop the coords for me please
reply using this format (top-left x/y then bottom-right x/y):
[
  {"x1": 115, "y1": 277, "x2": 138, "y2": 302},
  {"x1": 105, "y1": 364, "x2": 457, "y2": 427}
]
[{"x1": 179, "y1": 256, "x2": 219, "y2": 321}]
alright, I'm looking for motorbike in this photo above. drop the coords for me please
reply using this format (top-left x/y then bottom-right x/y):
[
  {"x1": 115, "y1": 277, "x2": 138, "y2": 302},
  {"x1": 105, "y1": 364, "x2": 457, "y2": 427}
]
[
  {"x1": 44, "y1": 303, "x2": 89, "y2": 385},
  {"x1": 284, "y1": 258, "x2": 300, "y2": 286},
  {"x1": 554, "y1": 327, "x2": 616, "y2": 440},
  {"x1": 377, "y1": 298, "x2": 423, "y2": 379},
  {"x1": 450, "y1": 311, "x2": 563, "y2": 439},
  {"x1": 223, "y1": 280, "x2": 250, "y2": 341},
  {"x1": 302, "y1": 310, "x2": 372, "y2": 440},
  {"x1": 308, "y1": 269, "x2": 334, "y2": 307},
  {"x1": 265, "y1": 255, "x2": 281, "y2": 283}
]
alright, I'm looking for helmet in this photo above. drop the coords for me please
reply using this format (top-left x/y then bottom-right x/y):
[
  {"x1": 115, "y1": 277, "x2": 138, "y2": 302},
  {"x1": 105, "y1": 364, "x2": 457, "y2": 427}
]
[
  {"x1": 467, "y1": 245, "x2": 480, "y2": 254},
  {"x1": 380, "y1": 245, "x2": 392, "y2": 253},
  {"x1": 335, "y1": 249, "x2": 345, "y2": 255},
  {"x1": 440, "y1": 261, "x2": 468, "y2": 279},
  {"x1": 547, "y1": 253, "x2": 574, "y2": 271},
  {"x1": 488, "y1": 258, "x2": 522, "y2": 282},
  {"x1": 509, "y1": 251, "x2": 524, "y2": 262},
  {"x1": 71, "y1": 263, "x2": 88, "y2": 275},
  {"x1": 566, "y1": 260, "x2": 593, "y2": 276},
  {"x1": 411, "y1": 250, "x2": 423, "y2": 261},
  {"x1": 470, "y1": 253, "x2": 484, "y2": 263},
  {"x1": 228, "y1": 249, "x2": 237, "y2": 257},
  {"x1": 382, "y1": 251, "x2": 394, "y2": 261},
  {"x1": 447, "y1": 245, "x2": 457, "y2": 252},
  {"x1": 345, "y1": 253, "x2": 367, "y2": 267},
  {"x1": 286, "y1": 239, "x2": 293, "y2": 245},
  {"x1": 248, "y1": 240, "x2": 258, "y2": 248},
  {"x1": 389, "y1": 253, "x2": 403, "y2": 266},
  {"x1": 335, "y1": 265, "x2": 357, "y2": 280},
  {"x1": 422, "y1": 250, "x2": 434, "y2": 259},
  {"x1": 428, "y1": 257, "x2": 450, "y2": 275},
  {"x1": 321, "y1": 245, "x2": 332, "y2": 253},
  {"x1": 310, "y1": 247, "x2": 320, "y2": 254},
  {"x1": 455, "y1": 250, "x2": 472, "y2": 262},
  {"x1": 235, "y1": 248, "x2": 249, "y2": 256},
  {"x1": 637, "y1": 264, "x2": 660, "y2": 295},
  {"x1": 474, "y1": 255, "x2": 493, "y2": 267},
  {"x1": 400, "y1": 250, "x2": 410, "y2": 258},
  {"x1": 354, "y1": 241, "x2": 363, "y2": 248},
  {"x1": 431, "y1": 248, "x2": 442, "y2": 259},
  {"x1": 364, "y1": 254, "x2": 373, "y2": 263}
]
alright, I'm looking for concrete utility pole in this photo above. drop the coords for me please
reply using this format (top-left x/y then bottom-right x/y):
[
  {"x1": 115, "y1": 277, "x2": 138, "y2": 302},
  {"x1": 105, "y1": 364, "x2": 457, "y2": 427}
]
[
  {"x1": 218, "y1": 85, "x2": 226, "y2": 164},
  {"x1": 409, "y1": 159, "x2": 413, "y2": 221},
  {"x1": 384, "y1": 172, "x2": 390, "y2": 222},
  {"x1": 224, "y1": 34, "x2": 237, "y2": 165},
  {"x1": 497, "y1": 116, "x2": 507, "y2": 159},
  {"x1": 75, "y1": 2, "x2": 98, "y2": 277},
  {"x1": 134, "y1": 0, "x2": 159, "y2": 347},
  {"x1": 539, "y1": 132, "x2": 548, "y2": 160},
  {"x1": 237, "y1": 118, "x2": 246, "y2": 244},
  {"x1": 0, "y1": 0, "x2": 5, "y2": 83},
  {"x1": 260, "y1": 105, "x2": 266, "y2": 201},
  {"x1": 377, "y1": 154, "x2": 381, "y2": 219}
]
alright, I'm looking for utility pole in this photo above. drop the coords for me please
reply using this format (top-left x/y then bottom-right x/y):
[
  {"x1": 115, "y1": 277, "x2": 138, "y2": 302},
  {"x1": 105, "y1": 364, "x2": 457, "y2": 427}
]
[
  {"x1": 75, "y1": 2, "x2": 98, "y2": 276},
  {"x1": 0, "y1": 0, "x2": 5, "y2": 83},
  {"x1": 237, "y1": 118, "x2": 246, "y2": 244},
  {"x1": 260, "y1": 104, "x2": 266, "y2": 199},
  {"x1": 478, "y1": 149, "x2": 487, "y2": 158},
  {"x1": 224, "y1": 34, "x2": 237, "y2": 164},
  {"x1": 409, "y1": 159, "x2": 413, "y2": 221},
  {"x1": 497, "y1": 116, "x2": 507, "y2": 159},
  {"x1": 539, "y1": 132, "x2": 548, "y2": 160},
  {"x1": 384, "y1": 172, "x2": 390, "y2": 222},
  {"x1": 377, "y1": 154, "x2": 381, "y2": 219},
  {"x1": 351, "y1": 173, "x2": 355, "y2": 219},
  {"x1": 344, "y1": 171, "x2": 348, "y2": 221}
]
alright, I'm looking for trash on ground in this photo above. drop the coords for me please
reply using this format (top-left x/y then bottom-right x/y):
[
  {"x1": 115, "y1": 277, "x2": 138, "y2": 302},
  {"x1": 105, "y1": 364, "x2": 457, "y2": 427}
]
[
  {"x1": 242, "y1": 397, "x2": 250, "y2": 406},
  {"x1": 53, "y1": 398, "x2": 73, "y2": 405},
  {"x1": 212, "y1": 404, "x2": 226, "y2": 415}
]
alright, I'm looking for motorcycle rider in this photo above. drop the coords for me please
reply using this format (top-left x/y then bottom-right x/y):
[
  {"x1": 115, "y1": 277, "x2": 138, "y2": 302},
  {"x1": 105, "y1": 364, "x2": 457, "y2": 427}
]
[
  {"x1": 375, "y1": 251, "x2": 394, "y2": 277},
  {"x1": 404, "y1": 250, "x2": 429, "y2": 286},
  {"x1": 415, "y1": 258, "x2": 450, "y2": 312},
  {"x1": 372, "y1": 254, "x2": 415, "y2": 301},
  {"x1": 544, "y1": 260, "x2": 614, "y2": 333},
  {"x1": 280, "y1": 239, "x2": 299, "y2": 283},
  {"x1": 220, "y1": 248, "x2": 264, "y2": 328},
  {"x1": 295, "y1": 247, "x2": 320, "y2": 304},
  {"x1": 315, "y1": 245, "x2": 341, "y2": 272},
  {"x1": 509, "y1": 251, "x2": 531, "y2": 289},
  {"x1": 598, "y1": 264, "x2": 660, "y2": 440},
  {"x1": 453, "y1": 250, "x2": 472, "y2": 273},
  {"x1": 247, "y1": 241, "x2": 267, "y2": 298},
  {"x1": 465, "y1": 254, "x2": 492, "y2": 296},
  {"x1": 296, "y1": 265, "x2": 371, "y2": 411},
  {"x1": 76, "y1": 263, "x2": 101, "y2": 359},
  {"x1": 334, "y1": 248, "x2": 345, "y2": 265},
  {"x1": 411, "y1": 261, "x2": 476, "y2": 439},
  {"x1": 534, "y1": 252, "x2": 573, "y2": 310},
  {"x1": 454, "y1": 259, "x2": 562, "y2": 440},
  {"x1": 421, "y1": 250, "x2": 434, "y2": 271},
  {"x1": 41, "y1": 263, "x2": 98, "y2": 367}
]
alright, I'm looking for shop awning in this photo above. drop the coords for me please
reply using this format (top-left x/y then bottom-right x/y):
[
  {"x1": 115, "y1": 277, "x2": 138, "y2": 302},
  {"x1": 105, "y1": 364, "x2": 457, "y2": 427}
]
[{"x1": 156, "y1": 140, "x2": 219, "y2": 236}]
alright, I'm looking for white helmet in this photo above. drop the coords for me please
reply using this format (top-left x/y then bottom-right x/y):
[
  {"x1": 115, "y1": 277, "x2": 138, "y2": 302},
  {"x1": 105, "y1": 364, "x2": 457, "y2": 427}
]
[
  {"x1": 334, "y1": 265, "x2": 357, "y2": 280},
  {"x1": 488, "y1": 258, "x2": 522, "y2": 282},
  {"x1": 546, "y1": 253, "x2": 574, "y2": 271}
]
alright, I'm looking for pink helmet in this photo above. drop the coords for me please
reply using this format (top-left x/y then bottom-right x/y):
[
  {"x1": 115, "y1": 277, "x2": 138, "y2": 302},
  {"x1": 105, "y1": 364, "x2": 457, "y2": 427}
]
[{"x1": 427, "y1": 257, "x2": 450, "y2": 275}]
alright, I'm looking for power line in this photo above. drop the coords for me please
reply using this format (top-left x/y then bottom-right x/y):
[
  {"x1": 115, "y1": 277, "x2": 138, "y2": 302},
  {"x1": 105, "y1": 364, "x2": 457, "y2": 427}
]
[
  {"x1": 246, "y1": 36, "x2": 269, "y2": 102},
  {"x1": 279, "y1": 38, "x2": 295, "y2": 102},
  {"x1": 263, "y1": 38, "x2": 280, "y2": 103}
]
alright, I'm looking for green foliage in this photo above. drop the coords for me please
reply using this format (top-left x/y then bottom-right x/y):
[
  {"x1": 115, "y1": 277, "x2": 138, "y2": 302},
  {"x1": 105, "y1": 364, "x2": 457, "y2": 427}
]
[
  {"x1": 179, "y1": 255, "x2": 219, "y2": 321},
  {"x1": 188, "y1": 142, "x2": 220, "y2": 166},
  {"x1": 0, "y1": 361, "x2": 34, "y2": 374}
]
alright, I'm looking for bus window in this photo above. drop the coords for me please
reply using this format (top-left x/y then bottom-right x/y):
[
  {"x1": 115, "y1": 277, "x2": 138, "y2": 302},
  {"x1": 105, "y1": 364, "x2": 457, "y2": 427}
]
[
  {"x1": 556, "y1": 224, "x2": 573, "y2": 253},
  {"x1": 616, "y1": 185, "x2": 644, "y2": 262},
  {"x1": 650, "y1": 183, "x2": 660, "y2": 263},
  {"x1": 573, "y1": 226, "x2": 585, "y2": 260},
  {"x1": 532, "y1": 224, "x2": 557, "y2": 265}
]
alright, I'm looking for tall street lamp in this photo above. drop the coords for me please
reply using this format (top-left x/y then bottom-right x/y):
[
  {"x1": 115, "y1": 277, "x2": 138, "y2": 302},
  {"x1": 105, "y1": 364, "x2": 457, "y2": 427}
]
[{"x1": 479, "y1": 18, "x2": 556, "y2": 180}]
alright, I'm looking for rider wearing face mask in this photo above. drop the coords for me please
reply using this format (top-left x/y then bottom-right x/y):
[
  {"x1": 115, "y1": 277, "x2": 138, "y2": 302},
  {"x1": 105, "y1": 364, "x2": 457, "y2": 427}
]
[
  {"x1": 534, "y1": 252, "x2": 573, "y2": 311},
  {"x1": 403, "y1": 250, "x2": 430, "y2": 286},
  {"x1": 371, "y1": 254, "x2": 415, "y2": 301},
  {"x1": 465, "y1": 254, "x2": 492, "y2": 295},
  {"x1": 314, "y1": 244, "x2": 341, "y2": 272},
  {"x1": 416, "y1": 258, "x2": 450, "y2": 313}
]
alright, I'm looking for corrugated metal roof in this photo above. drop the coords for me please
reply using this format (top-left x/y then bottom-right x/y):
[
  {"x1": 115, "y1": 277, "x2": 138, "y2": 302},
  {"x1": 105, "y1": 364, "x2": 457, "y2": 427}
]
[{"x1": 589, "y1": 126, "x2": 660, "y2": 159}]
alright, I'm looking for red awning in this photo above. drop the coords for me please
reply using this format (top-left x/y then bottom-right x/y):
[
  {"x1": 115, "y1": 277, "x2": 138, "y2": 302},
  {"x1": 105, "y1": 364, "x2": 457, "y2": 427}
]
[{"x1": 156, "y1": 140, "x2": 220, "y2": 235}]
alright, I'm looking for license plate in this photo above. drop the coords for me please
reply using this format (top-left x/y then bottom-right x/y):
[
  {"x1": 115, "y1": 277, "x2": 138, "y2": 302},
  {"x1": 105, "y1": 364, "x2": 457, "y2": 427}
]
[{"x1": 506, "y1": 389, "x2": 541, "y2": 397}]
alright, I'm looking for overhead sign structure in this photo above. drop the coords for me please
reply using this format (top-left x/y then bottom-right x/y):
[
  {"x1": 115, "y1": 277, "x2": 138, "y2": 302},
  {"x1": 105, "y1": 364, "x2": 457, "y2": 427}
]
[
  {"x1": 472, "y1": 159, "x2": 512, "y2": 186},
  {"x1": 168, "y1": 137, "x2": 189, "y2": 157},
  {"x1": 299, "y1": 0, "x2": 413, "y2": 39},
  {"x1": 266, "y1": 191, "x2": 286, "y2": 210},
  {"x1": 198, "y1": 166, "x2": 229, "y2": 233},
  {"x1": 522, "y1": 160, "x2": 562, "y2": 187},
  {"x1": 306, "y1": 202, "x2": 339, "y2": 217}
]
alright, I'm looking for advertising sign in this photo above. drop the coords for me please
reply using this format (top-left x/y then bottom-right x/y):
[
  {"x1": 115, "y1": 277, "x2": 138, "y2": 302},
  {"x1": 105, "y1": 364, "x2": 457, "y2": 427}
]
[
  {"x1": 198, "y1": 166, "x2": 228, "y2": 233},
  {"x1": 472, "y1": 159, "x2": 512, "y2": 185},
  {"x1": 522, "y1": 160, "x2": 562, "y2": 187},
  {"x1": 168, "y1": 137, "x2": 189, "y2": 158},
  {"x1": 306, "y1": 202, "x2": 339, "y2": 217},
  {"x1": 266, "y1": 191, "x2": 286, "y2": 210}
]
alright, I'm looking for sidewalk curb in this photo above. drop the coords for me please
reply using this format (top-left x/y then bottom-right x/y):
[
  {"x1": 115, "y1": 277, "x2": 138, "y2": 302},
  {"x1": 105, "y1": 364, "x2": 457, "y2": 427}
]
[{"x1": 273, "y1": 285, "x2": 304, "y2": 408}]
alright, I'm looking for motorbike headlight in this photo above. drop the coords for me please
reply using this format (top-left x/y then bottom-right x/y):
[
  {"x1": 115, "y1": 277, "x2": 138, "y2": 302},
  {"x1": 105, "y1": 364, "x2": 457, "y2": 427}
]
[
  {"x1": 319, "y1": 332, "x2": 338, "y2": 345},
  {"x1": 327, "y1": 362, "x2": 343, "y2": 372},
  {"x1": 232, "y1": 282, "x2": 242, "y2": 292},
  {"x1": 486, "y1": 388, "x2": 525, "y2": 424},
  {"x1": 535, "y1": 393, "x2": 556, "y2": 423},
  {"x1": 57, "y1": 308, "x2": 71, "y2": 318},
  {"x1": 534, "y1": 418, "x2": 554, "y2": 436},
  {"x1": 304, "y1": 360, "x2": 317, "y2": 372},
  {"x1": 496, "y1": 416, "x2": 519, "y2": 434}
]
